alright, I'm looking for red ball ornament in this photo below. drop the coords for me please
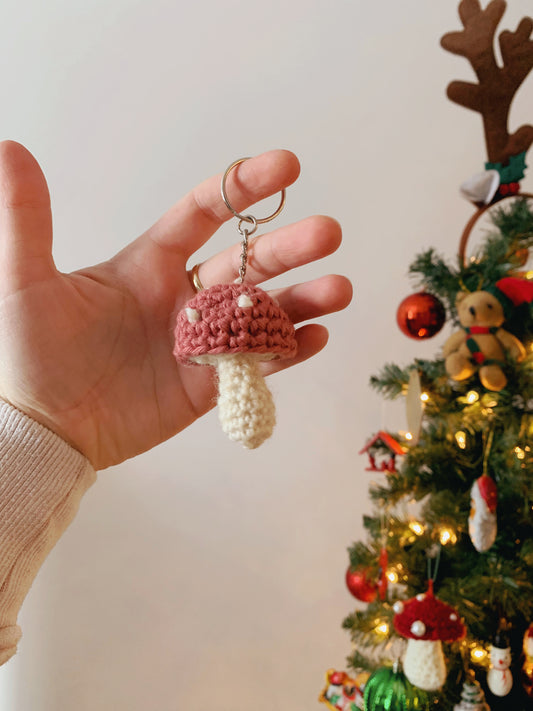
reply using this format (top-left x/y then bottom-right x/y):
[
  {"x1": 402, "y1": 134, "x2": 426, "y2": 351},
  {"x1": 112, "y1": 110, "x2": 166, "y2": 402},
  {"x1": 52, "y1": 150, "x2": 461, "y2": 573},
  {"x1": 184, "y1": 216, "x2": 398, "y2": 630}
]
[
  {"x1": 396, "y1": 292, "x2": 446, "y2": 340},
  {"x1": 345, "y1": 566, "x2": 377, "y2": 602}
]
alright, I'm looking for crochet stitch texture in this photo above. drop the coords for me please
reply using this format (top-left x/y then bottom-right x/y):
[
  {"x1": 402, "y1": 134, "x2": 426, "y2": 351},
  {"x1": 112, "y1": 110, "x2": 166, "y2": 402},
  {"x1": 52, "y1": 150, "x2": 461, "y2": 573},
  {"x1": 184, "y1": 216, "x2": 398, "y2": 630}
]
[{"x1": 173, "y1": 283, "x2": 297, "y2": 362}]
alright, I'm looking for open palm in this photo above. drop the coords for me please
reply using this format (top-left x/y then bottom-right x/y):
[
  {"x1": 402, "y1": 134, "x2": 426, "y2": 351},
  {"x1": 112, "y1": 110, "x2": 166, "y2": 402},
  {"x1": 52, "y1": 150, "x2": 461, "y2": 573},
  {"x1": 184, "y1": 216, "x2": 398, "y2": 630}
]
[{"x1": 0, "y1": 142, "x2": 352, "y2": 469}]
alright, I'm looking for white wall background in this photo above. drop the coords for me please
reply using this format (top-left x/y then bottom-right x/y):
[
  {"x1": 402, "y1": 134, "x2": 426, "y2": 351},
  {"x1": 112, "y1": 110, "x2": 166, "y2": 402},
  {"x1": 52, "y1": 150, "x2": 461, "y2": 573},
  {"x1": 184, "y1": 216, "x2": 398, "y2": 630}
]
[{"x1": 0, "y1": 1, "x2": 532, "y2": 709}]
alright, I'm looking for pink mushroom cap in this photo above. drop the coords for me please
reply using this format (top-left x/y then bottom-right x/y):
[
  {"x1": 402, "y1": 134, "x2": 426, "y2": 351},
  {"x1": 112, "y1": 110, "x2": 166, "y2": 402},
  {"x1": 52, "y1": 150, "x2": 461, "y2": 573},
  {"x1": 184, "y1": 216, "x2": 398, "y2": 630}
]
[
  {"x1": 173, "y1": 283, "x2": 297, "y2": 364},
  {"x1": 393, "y1": 581, "x2": 466, "y2": 642}
]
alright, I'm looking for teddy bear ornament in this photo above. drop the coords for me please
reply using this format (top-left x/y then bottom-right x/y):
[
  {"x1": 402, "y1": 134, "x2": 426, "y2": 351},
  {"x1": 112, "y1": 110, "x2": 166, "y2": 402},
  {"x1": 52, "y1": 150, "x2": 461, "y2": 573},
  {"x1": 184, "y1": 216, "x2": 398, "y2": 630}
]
[{"x1": 443, "y1": 277, "x2": 533, "y2": 391}]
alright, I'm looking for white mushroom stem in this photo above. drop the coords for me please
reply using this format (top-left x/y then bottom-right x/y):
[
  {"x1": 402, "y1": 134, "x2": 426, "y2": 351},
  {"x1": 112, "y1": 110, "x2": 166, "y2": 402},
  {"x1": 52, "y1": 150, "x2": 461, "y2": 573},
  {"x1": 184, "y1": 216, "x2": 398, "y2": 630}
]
[
  {"x1": 195, "y1": 353, "x2": 276, "y2": 449},
  {"x1": 403, "y1": 639, "x2": 447, "y2": 692}
]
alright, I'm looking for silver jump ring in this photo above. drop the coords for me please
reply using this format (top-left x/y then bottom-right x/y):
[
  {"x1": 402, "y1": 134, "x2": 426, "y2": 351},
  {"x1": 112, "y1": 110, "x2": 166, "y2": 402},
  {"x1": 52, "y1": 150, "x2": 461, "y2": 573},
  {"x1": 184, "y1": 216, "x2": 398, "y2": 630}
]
[
  {"x1": 238, "y1": 215, "x2": 258, "y2": 237},
  {"x1": 221, "y1": 157, "x2": 286, "y2": 225}
]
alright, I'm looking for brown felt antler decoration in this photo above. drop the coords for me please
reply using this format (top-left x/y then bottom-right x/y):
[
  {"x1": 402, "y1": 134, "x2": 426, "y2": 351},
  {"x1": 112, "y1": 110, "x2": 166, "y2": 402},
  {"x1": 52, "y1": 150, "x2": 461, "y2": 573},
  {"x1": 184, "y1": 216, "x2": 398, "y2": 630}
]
[{"x1": 441, "y1": 0, "x2": 533, "y2": 169}]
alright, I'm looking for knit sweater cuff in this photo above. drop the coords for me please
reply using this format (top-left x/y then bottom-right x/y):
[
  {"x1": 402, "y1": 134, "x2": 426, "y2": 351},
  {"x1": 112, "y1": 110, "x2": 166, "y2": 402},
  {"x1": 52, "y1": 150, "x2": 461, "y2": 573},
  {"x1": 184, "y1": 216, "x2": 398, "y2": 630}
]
[{"x1": 0, "y1": 399, "x2": 96, "y2": 665}]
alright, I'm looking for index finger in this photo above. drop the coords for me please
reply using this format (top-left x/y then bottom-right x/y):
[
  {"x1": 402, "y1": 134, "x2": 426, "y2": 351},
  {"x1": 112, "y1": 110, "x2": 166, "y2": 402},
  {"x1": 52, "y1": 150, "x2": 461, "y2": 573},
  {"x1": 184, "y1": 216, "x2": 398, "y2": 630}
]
[{"x1": 144, "y1": 149, "x2": 301, "y2": 258}]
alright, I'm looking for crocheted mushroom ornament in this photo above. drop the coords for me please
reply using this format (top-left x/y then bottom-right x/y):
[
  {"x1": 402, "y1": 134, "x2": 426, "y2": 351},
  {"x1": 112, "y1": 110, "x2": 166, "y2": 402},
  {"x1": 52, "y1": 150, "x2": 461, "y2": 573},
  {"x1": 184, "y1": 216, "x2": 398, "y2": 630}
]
[
  {"x1": 393, "y1": 580, "x2": 466, "y2": 692},
  {"x1": 174, "y1": 283, "x2": 297, "y2": 449}
]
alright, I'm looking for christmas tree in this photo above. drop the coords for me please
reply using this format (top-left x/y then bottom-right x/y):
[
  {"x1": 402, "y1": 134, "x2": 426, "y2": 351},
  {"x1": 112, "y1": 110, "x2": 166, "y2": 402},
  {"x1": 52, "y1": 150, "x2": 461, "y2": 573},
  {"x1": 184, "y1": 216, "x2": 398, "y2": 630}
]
[{"x1": 321, "y1": 2, "x2": 533, "y2": 710}]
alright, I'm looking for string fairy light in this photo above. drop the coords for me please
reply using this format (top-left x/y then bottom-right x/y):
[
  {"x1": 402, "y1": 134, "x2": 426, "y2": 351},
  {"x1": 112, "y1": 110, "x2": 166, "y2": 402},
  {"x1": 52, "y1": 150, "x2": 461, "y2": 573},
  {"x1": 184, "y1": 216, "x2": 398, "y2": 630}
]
[
  {"x1": 471, "y1": 646, "x2": 488, "y2": 663},
  {"x1": 438, "y1": 527, "x2": 458, "y2": 546},
  {"x1": 387, "y1": 569, "x2": 399, "y2": 584},
  {"x1": 515, "y1": 446, "x2": 526, "y2": 460},
  {"x1": 455, "y1": 431, "x2": 467, "y2": 449},
  {"x1": 408, "y1": 520, "x2": 425, "y2": 536},
  {"x1": 374, "y1": 620, "x2": 390, "y2": 636}
]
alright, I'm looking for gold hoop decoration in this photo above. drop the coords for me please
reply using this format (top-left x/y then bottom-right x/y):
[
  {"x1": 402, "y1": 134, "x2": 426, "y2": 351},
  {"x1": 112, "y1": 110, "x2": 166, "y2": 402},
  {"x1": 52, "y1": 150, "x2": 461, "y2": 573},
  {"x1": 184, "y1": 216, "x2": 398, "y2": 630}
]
[
  {"x1": 220, "y1": 157, "x2": 286, "y2": 234},
  {"x1": 458, "y1": 193, "x2": 533, "y2": 267}
]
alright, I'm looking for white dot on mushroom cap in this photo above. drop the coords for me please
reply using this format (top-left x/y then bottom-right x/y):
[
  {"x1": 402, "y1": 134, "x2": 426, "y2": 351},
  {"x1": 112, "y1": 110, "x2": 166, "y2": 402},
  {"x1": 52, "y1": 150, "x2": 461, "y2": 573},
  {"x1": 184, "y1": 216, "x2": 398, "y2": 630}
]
[
  {"x1": 237, "y1": 294, "x2": 254, "y2": 308},
  {"x1": 411, "y1": 620, "x2": 426, "y2": 637},
  {"x1": 393, "y1": 601, "x2": 404, "y2": 614},
  {"x1": 186, "y1": 308, "x2": 201, "y2": 323},
  {"x1": 416, "y1": 594, "x2": 426, "y2": 602},
  {"x1": 450, "y1": 613, "x2": 457, "y2": 621}
]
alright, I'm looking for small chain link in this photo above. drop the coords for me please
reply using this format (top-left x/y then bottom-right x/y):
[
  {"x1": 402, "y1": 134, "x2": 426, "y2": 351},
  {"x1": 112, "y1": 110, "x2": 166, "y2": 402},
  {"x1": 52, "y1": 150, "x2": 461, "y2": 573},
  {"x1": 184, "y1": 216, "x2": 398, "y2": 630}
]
[
  {"x1": 236, "y1": 216, "x2": 257, "y2": 283},
  {"x1": 238, "y1": 230, "x2": 249, "y2": 284},
  {"x1": 221, "y1": 158, "x2": 286, "y2": 284}
]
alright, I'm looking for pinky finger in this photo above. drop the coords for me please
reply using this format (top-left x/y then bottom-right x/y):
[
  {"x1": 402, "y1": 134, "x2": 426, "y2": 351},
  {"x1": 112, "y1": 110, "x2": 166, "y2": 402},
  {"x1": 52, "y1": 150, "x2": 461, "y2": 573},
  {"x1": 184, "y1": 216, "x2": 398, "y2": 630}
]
[{"x1": 271, "y1": 274, "x2": 353, "y2": 325}]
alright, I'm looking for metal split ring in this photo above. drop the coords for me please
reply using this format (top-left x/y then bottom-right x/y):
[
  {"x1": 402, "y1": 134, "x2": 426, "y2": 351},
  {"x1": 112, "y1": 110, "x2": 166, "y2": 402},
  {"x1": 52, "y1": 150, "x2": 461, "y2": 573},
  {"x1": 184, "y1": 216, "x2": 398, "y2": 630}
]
[{"x1": 221, "y1": 157, "x2": 286, "y2": 234}]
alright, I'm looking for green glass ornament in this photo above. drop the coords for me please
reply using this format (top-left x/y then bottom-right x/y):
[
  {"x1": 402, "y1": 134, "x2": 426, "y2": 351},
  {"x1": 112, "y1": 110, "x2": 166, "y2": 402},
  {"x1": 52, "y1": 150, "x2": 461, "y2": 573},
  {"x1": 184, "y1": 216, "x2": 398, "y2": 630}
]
[{"x1": 363, "y1": 662, "x2": 432, "y2": 711}]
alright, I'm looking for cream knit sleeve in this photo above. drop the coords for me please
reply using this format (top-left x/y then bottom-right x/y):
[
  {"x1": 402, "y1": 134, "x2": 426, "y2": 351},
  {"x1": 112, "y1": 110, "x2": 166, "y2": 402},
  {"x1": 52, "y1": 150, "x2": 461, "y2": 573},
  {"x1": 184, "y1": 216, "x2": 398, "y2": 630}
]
[{"x1": 0, "y1": 399, "x2": 96, "y2": 665}]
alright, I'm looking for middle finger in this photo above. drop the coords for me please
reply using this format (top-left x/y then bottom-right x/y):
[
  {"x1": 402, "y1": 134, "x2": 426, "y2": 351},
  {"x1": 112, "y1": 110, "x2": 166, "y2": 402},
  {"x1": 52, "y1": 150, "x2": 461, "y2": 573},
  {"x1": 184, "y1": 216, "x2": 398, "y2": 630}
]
[{"x1": 190, "y1": 215, "x2": 342, "y2": 289}]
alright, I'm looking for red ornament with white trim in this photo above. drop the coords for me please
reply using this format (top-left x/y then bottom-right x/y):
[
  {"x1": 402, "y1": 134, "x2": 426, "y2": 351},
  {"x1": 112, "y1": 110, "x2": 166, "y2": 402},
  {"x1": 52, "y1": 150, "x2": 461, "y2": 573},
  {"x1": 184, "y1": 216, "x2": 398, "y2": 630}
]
[{"x1": 468, "y1": 475, "x2": 498, "y2": 552}]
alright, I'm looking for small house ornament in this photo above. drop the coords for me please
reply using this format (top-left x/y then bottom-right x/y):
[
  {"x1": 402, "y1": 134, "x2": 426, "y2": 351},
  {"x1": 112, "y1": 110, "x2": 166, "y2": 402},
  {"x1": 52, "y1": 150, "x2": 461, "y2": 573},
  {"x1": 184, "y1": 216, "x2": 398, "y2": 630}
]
[{"x1": 359, "y1": 431, "x2": 407, "y2": 473}]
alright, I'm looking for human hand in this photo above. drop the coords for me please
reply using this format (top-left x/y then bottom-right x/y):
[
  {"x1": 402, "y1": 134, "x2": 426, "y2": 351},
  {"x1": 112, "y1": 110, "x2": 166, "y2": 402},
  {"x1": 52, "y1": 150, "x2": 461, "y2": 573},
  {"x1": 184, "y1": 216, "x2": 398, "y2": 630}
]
[{"x1": 0, "y1": 142, "x2": 352, "y2": 469}]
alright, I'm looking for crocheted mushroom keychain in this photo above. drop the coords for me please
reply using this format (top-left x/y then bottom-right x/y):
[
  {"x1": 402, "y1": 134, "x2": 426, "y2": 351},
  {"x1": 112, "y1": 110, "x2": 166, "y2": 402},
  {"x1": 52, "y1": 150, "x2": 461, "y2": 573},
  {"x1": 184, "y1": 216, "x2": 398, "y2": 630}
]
[{"x1": 173, "y1": 159, "x2": 297, "y2": 449}]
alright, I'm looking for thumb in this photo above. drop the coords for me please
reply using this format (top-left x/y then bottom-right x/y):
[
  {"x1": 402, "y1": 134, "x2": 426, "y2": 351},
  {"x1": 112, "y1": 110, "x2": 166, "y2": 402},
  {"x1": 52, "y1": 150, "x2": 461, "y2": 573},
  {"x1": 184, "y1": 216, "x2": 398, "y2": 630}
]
[{"x1": 0, "y1": 141, "x2": 56, "y2": 288}]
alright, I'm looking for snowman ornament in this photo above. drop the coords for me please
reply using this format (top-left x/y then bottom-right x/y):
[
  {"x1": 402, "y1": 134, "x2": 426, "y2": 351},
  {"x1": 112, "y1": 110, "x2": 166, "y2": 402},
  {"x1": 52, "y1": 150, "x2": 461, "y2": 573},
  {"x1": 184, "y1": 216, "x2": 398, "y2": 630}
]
[{"x1": 487, "y1": 633, "x2": 513, "y2": 697}]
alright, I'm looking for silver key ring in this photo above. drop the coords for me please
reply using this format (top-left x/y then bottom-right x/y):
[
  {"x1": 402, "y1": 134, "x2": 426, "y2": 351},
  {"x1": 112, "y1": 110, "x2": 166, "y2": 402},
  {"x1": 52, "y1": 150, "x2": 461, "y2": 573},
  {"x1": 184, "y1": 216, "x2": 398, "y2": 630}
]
[{"x1": 221, "y1": 157, "x2": 286, "y2": 233}]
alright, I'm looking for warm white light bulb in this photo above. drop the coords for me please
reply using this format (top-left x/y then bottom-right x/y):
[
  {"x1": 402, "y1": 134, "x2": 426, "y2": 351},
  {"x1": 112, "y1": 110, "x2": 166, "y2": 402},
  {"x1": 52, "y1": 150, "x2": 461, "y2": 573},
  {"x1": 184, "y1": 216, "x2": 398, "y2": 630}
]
[
  {"x1": 455, "y1": 431, "x2": 467, "y2": 449},
  {"x1": 409, "y1": 521, "x2": 425, "y2": 536},
  {"x1": 375, "y1": 622, "x2": 389, "y2": 636},
  {"x1": 387, "y1": 570, "x2": 399, "y2": 584},
  {"x1": 471, "y1": 646, "x2": 487, "y2": 662},
  {"x1": 439, "y1": 528, "x2": 457, "y2": 546}
]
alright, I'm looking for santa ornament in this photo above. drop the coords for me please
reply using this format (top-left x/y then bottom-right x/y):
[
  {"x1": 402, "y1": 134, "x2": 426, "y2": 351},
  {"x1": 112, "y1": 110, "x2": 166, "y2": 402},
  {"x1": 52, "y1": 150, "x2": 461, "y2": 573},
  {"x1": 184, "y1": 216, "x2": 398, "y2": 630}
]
[
  {"x1": 318, "y1": 669, "x2": 367, "y2": 710},
  {"x1": 469, "y1": 474, "x2": 498, "y2": 552}
]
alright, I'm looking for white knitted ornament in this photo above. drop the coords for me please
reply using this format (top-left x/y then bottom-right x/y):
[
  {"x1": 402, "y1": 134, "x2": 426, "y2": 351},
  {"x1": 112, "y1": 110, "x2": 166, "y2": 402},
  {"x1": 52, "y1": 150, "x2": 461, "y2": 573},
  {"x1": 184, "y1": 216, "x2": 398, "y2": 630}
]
[
  {"x1": 393, "y1": 581, "x2": 466, "y2": 692},
  {"x1": 403, "y1": 638, "x2": 447, "y2": 691}
]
